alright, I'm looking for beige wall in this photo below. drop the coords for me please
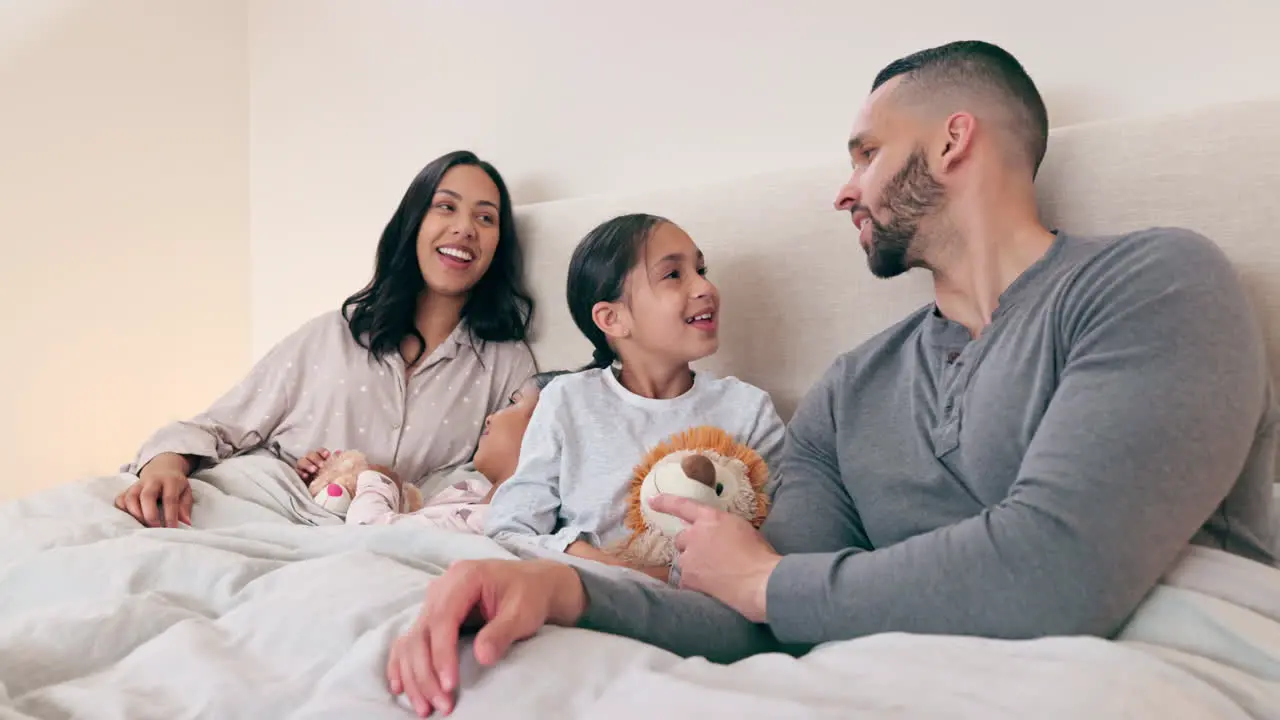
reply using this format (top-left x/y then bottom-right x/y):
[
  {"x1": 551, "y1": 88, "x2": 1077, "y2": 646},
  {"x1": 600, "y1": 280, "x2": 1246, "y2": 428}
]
[
  {"x1": 3, "y1": 0, "x2": 1277, "y2": 500},
  {"x1": 0, "y1": 0, "x2": 250, "y2": 500},
  {"x1": 248, "y1": 0, "x2": 1280, "y2": 359}
]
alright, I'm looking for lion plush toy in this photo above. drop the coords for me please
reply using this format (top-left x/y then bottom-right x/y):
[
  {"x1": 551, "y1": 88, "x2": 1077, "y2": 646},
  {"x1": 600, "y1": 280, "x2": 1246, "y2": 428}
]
[
  {"x1": 610, "y1": 425, "x2": 771, "y2": 568},
  {"x1": 306, "y1": 450, "x2": 424, "y2": 516}
]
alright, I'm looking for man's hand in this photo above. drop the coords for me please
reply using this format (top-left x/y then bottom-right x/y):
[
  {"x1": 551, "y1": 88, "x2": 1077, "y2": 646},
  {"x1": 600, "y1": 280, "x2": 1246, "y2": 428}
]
[
  {"x1": 650, "y1": 494, "x2": 782, "y2": 623},
  {"x1": 387, "y1": 559, "x2": 586, "y2": 717}
]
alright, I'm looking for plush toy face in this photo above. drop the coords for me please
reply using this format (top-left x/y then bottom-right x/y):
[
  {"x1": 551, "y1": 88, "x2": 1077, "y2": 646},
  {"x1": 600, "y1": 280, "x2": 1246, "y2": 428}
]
[
  {"x1": 314, "y1": 481, "x2": 353, "y2": 513},
  {"x1": 613, "y1": 425, "x2": 770, "y2": 569},
  {"x1": 638, "y1": 450, "x2": 753, "y2": 537},
  {"x1": 305, "y1": 451, "x2": 365, "y2": 494}
]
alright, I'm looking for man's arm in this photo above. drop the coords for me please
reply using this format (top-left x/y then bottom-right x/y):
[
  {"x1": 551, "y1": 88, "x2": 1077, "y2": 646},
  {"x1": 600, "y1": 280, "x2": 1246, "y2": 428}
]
[
  {"x1": 763, "y1": 358, "x2": 872, "y2": 555},
  {"x1": 765, "y1": 229, "x2": 1271, "y2": 645},
  {"x1": 573, "y1": 571, "x2": 779, "y2": 662},
  {"x1": 574, "y1": 361, "x2": 867, "y2": 661}
]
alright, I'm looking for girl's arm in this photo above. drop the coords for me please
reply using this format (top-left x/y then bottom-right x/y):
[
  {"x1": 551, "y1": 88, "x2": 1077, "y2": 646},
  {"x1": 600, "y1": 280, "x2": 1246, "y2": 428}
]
[
  {"x1": 743, "y1": 387, "x2": 789, "y2": 497},
  {"x1": 566, "y1": 540, "x2": 670, "y2": 582},
  {"x1": 483, "y1": 385, "x2": 580, "y2": 552}
]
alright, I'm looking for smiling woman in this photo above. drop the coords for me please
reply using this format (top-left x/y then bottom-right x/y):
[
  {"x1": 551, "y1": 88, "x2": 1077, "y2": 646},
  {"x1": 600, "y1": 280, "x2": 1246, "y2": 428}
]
[
  {"x1": 113, "y1": 150, "x2": 539, "y2": 529},
  {"x1": 345, "y1": 150, "x2": 533, "y2": 365}
]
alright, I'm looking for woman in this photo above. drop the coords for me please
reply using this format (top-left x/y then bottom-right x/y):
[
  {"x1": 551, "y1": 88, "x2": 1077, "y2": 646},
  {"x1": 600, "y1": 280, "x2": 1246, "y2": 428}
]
[{"x1": 114, "y1": 150, "x2": 538, "y2": 528}]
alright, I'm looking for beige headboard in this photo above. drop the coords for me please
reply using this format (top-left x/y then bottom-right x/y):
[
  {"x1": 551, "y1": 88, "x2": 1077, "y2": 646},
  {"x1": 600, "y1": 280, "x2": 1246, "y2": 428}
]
[{"x1": 514, "y1": 98, "x2": 1280, "y2": 421}]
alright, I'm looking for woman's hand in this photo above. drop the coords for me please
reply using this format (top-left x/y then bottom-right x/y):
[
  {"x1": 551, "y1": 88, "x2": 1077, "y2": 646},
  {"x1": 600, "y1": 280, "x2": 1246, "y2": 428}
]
[
  {"x1": 296, "y1": 448, "x2": 332, "y2": 481},
  {"x1": 387, "y1": 559, "x2": 585, "y2": 716},
  {"x1": 114, "y1": 452, "x2": 193, "y2": 528}
]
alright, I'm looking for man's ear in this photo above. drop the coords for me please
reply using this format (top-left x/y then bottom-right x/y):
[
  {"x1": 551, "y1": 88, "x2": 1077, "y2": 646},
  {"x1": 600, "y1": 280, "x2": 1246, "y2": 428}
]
[
  {"x1": 592, "y1": 301, "x2": 630, "y2": 341},
  {"x1": 938, "y1": 111, "x2": 976, "y2": 174}
]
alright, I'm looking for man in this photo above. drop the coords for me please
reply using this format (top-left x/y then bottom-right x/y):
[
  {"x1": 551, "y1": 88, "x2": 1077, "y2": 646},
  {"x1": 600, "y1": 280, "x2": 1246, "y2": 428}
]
[{"x1": 385, "y1": 40, "x2": 1278, "y2": 716}]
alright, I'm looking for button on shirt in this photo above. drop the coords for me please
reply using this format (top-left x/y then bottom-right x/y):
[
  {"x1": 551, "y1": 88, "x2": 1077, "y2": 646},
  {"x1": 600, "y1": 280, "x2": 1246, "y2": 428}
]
[{"x1": 126, "y1": 311, "x2": 538, "y2": 488}]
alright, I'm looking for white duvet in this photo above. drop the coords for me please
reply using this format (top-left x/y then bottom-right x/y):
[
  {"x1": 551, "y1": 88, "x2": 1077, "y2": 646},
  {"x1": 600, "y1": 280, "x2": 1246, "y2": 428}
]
[{"x1": 2, "y1": 456, "x2": 1279, "y2": 719}]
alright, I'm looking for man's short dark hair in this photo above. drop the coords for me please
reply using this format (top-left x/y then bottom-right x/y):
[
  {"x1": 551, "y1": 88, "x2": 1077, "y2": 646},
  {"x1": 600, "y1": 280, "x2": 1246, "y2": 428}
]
[{"x1": 873, "y1": 41, "x2": 1049, "y2": 176}]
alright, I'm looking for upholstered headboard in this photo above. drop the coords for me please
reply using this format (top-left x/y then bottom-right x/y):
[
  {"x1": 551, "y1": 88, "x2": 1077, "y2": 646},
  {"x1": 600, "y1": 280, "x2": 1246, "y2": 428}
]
[{"x1": 514, "y1": 99, "x2": 1280, "y2": 421}]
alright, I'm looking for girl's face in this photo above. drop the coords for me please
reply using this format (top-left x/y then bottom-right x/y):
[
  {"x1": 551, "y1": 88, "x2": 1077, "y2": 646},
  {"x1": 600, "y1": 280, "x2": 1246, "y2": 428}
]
[
  {"x1": 416, "y1": 165, "x2": 502, "y2": 298},
  {"x1": 472, "y1": 381, "x2": 541, "y2": 483},
  {"x1": 607, "y1": 223, "x2": 721, "y2": 366}
]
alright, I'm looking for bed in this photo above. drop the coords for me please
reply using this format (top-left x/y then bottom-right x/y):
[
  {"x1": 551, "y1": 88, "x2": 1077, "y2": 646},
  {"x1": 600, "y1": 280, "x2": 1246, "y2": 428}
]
[
  {"x1": 2, "y1": 457, "x2": 1279, "y2": 719},
  {"x1": 4, "y1": 98, "x2": 1280, "y2": 718}
]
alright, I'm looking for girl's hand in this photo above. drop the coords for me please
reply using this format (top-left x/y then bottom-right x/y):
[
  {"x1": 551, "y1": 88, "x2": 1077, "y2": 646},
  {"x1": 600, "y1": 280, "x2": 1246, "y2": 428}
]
[
  {"x1": 638, "y1": 565, "x2": 671, "y2": 583},
  {"x1": 565, "y1": 539, "x2": 619, "y2": 565},
  {"x1": 565, "y1": 541, "x2": 669, "y2": 582},
  {"x1": 296, "y1": 448, "x2": 332, "y2": 480}
]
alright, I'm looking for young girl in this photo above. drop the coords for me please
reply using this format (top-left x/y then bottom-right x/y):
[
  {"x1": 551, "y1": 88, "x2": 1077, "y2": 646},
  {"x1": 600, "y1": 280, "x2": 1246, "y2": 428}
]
[
  {"x1": 305, "y1": 370, "x2": 568, "y2": 533},
  {"x1": 483, "y1": 213, "x2": 787, "y2": 580}
]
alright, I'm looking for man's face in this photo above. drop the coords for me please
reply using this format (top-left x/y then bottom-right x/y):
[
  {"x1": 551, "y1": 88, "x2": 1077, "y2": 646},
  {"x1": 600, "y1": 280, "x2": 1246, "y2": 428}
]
[{"x1": 834, "y1": 80, "x2": 947, "y2": 278}]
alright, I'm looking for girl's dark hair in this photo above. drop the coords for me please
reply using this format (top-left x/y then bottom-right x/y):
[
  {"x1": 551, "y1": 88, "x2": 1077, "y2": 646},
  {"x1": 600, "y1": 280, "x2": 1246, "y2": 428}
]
[
  {"x1": 342, "y1": 150, "x2": 534, "y2": 365},
  {"x1": 531, "y1": 369, "x2": 570, "y2": 391},
  {"x1": 565, "y1": 213, "x2": 668, "y2": 371}
]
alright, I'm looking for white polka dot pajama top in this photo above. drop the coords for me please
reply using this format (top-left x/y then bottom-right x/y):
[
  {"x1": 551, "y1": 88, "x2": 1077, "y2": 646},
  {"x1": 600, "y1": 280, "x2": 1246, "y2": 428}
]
[{"x1": 125, "y1": 310, "x2": 538, "y2": 488}]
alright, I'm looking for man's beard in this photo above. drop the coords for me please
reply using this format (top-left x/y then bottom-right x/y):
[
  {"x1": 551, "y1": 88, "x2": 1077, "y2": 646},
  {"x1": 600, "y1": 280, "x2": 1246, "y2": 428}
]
[{"x1": 862, "y1": 148, "x2": 946, "y2": 279}]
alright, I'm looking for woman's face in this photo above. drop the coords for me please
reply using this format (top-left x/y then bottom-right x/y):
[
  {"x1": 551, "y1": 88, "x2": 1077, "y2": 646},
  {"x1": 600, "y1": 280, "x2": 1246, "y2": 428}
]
[
  {"x1": 472, "y1": 381, "x2": 541, "y2": 483},
  {"x1": 417, "y1": 164, "x2": 502, "y2": 298}
]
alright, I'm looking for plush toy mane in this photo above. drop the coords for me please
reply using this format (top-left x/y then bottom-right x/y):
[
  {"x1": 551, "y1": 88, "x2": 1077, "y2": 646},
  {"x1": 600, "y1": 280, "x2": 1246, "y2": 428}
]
[{"x1": 622, "y1": 425, "x2": 771, "y2": 535}]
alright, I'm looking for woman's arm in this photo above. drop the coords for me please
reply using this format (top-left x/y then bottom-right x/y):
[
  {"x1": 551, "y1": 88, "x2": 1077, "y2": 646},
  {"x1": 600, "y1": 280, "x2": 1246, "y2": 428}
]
[{"x1": 126, "y1": 318, "x2": 314, "y2": 476}]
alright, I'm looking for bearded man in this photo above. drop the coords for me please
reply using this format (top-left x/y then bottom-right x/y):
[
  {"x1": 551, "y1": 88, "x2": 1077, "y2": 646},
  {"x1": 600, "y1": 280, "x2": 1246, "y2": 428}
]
[{"x1": 384, "y1": 40, "x2": 1277, "y2": 716}]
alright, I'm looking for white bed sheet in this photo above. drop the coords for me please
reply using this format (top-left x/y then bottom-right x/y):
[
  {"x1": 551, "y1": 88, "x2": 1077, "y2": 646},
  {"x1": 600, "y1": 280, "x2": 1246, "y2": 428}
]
[{"x1": 2, "y1": 456, "x2": 1279, "y2": 719}]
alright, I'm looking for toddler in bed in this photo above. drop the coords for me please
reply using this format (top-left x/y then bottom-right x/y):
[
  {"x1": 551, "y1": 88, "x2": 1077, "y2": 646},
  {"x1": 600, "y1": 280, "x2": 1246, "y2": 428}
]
[
  {"x1": 296, "y1": 370, "x2": 568, "y2": 532},
  {"x1": 482, "y1": 213, "x2": 786, "y2": 582}
]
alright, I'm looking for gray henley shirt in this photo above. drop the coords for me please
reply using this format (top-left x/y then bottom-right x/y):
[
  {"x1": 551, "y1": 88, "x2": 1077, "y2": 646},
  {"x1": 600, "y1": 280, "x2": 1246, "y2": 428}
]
[{"x1": 573, "y1": 226, "x2": 1279, "y2": 663}]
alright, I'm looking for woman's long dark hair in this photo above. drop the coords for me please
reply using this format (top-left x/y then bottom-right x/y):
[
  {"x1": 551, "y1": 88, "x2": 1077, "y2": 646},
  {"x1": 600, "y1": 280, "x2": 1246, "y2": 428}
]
[
  {"x1": 342, "y1": 150, "x2": 534, "y2": 365},
  {"x1": 565, "y1": 213, "x2": 668, "y2": 371}
]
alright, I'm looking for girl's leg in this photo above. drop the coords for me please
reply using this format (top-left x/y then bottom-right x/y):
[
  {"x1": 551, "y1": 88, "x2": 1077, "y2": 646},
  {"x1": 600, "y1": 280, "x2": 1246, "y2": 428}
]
[{"x1": 345, "y1": 470, "x2": 402, "y2": 525}]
